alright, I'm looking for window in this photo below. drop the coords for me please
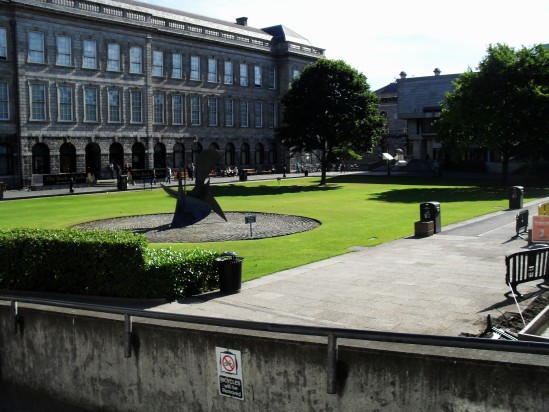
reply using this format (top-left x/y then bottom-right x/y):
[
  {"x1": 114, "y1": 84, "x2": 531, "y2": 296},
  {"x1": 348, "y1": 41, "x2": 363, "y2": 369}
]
[
  {"x1": 152, "y1": 50, "x2": 163, "y2": 77},
  {"x1": 30, "y1": 83, "x2": 46, "y2": 120},
  {"x1": 224, "y1": 61, "x2": 233, "y2": 85},
  {"x1": 107, "y1": 43, "x2": 120, "y2": 71},
  {"x1": 254, "y1": 101, "x2": 262, "y2": 128},
  {"x1": 28, "y1": 31, "x2": 45, "y2": 64},
  {"x1": 190, "y1": 56, "x2": 200, "y2": 81},
  {"x1": 57, "y1": 85, "x2": 73, "y2": 121},
  {"x1": 269, "y1": 102, "x2": 277, "y2": 128},
  {"x1": 108, "y1": 89, "x2": 121, "y2": 123},
  {"x1": 208, "y1": 97, "x2": 217, "y2": 126},
  {"x1": 131, "y1": 90, "x2": 142, "y2": 123},
  {"x1": 0, "y1": 144, "x2": 13, "y2": 175},
  {"x1": 292, "y1": 69, "x2": 301, "y2": 79},
  {"x1": 268, "y1": 67, "x2": 276, "y2": 90},
  {"x1": 0, "y1": 82, "x2": 8, "y2": 120},
  {"x1": 153, "y1": 92, "x2": 165, "y2": 123},
  {"x1": 172, "y1": 94, "x2": 184, "y2": 125},
  {"x1": 0, "y1": 27, "x2": 7, "y2": 59},
  {"x1": 82, "y1": 39, "x2": 97, "y2": 69},
  {"x1": 84, "y1": 86, "x2": 98, "y2": 122},
  {"x1": 239, "y1": 63, "x2": 248, "y2": 86},
  {"x1": 254, "y1": 65, "x2": 262, "y2": 87},
  {"x1": 191, "y1": 95, "x2": 201, "y2": 125},
  {"x1": 172, "y1": 53, "x2": 182, "y2": 79},
  {"x1": 129, "y1": 46, "x2": 142, "y2": 74},
  {"x1": 240, "y1": 101, "x2": 248, "y2": 127},
  {"x1": 207, "y1": 58, "x2": 217, "y2": 83},
  {"x1": 56, "y1": 35, "x2": 71, "y2": 66},
  {"x1": 224, "y1": 99, "x2": 233, "y2": 127}
]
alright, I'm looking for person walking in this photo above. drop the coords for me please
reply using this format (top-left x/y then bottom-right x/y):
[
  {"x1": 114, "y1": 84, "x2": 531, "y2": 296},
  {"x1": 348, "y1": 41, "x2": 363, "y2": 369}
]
[{"x1": 165, "y1": 167, "x2": 172, "y2": 183}]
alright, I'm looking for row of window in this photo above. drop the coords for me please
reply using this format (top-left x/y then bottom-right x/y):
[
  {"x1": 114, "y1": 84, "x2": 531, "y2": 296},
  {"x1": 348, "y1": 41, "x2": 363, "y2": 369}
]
[
  {"x1": 4, "y1": 81, "x2": 278, "y2": 128},
  {"x1": 9, "y1": 28, "x2": 278, "y2": 88}
]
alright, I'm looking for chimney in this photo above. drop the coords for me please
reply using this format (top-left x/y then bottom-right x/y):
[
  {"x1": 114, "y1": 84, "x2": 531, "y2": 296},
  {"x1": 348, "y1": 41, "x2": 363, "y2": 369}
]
[
  {"x1": 399, "y1": 71, "x2": 407, "y2": 79},
  {"x1": 433, "y1": 68, "x2": 441, "y2": 76},
  {"x1": 236, "y1": 17, "x2": 248, "y2": 26}
]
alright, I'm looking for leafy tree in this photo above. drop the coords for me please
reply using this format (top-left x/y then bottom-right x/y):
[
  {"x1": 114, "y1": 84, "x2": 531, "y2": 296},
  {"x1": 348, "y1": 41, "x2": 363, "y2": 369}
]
[
  {"x1": 436, "y1": 43, "x2": 549, "y2": 185},
  {"x1": 276, "y1": 59, "x2": 384, "y2": 185}
]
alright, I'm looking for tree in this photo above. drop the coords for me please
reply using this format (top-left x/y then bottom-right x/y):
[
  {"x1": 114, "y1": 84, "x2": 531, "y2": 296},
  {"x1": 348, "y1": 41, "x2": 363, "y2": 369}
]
[
  {"x1": 276, "y1": 59, "x2": 384, "y2": 185},
  {"x1": 436, "y1": 43, "x2": 549, "y2": 185}
]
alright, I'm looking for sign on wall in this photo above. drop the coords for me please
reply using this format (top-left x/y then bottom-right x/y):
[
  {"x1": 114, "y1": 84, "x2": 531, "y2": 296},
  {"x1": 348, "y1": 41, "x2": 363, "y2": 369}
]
[{"x1": 215, "y1": 347, "x2": 244, "y2": 400}]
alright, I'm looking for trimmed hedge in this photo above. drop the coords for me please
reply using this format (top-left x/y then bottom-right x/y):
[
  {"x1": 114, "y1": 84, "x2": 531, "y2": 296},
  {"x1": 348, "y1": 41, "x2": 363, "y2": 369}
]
[{"x1": 0, "y1": 228, "x2": 221, "y2": 301}]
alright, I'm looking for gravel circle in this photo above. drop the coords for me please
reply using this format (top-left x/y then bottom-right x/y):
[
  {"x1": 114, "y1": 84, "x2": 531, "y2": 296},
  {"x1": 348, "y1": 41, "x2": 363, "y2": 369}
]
[{"x1": 73, "y1": 212, "x2": 320, "y2": 243}]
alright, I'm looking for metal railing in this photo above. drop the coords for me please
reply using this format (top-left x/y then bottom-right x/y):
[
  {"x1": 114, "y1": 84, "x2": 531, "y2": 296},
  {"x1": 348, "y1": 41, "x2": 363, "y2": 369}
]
[{"x1": 3, "y1": 294, "x2": 549, "y2": 394}]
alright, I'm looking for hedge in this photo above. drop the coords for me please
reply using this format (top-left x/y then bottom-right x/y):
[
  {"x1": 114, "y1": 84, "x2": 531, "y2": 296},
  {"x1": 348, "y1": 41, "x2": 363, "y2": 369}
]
[{"x1": 0, "y1": 228, "x2": 221, "y2": 301}]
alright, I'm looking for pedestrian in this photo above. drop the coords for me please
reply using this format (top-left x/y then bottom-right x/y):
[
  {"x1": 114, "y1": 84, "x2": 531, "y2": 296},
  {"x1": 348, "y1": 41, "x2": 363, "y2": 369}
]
[
  {"x1": 188, "y1": 163, "x2": 194, "y2": 181},
  {"x1": 165, "y1": 167, "x2": 172, "y2": 183},
  {"x1": 152, "y1": 167, "x2": 157, "y2": 185}
]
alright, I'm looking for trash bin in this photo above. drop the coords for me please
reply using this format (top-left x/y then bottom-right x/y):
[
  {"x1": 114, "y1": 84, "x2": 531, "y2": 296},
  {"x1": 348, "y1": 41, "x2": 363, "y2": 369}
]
[
  {"x1": 239, "y1": 170, "x2": 248, "y2": 182},
  {"x1": 509, "y1": 186, "x2": 524, "y2": 210},
  {"x1": 420, "y1": 201, "x2": 441, "y2": 233},
  {"x1": 216, "y1": 251, "x2": 243, "y2": 293},
  {"x1": 0, "y1": 182, "x2": 4, "y2": 200},
  {"x1": 304, "y1": 169, "x2": 309, "y2": 177},
  {"x1": 118, "y1": 175, "x2": 128, "y2": 191}
]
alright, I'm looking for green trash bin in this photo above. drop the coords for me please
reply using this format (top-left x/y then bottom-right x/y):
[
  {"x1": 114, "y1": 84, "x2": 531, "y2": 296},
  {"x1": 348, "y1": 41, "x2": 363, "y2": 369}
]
[{"x1": 216, "y1": 251, "x2": 243, "y2": 293}]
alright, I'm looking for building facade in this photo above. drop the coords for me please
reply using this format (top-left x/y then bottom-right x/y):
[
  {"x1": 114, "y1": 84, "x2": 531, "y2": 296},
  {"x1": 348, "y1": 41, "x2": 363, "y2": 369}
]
[{"x1": 0, "y1": 0, "x2": 324, "y2": 188}]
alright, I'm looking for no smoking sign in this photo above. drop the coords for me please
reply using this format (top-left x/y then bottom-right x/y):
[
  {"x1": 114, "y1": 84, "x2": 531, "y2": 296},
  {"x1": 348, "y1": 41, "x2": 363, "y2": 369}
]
[{"x1": 216, "y1": 347, "x2": 244, "y2": 400}]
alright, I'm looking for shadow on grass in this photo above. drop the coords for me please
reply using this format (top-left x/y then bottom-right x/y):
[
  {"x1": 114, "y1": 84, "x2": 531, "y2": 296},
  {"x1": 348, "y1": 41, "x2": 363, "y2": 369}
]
[
  {"x1": 210, "y1": 174, "x2": 549, "y2": 202},
  {"x1": 210, "y1": 182, "x2": 341, "y2": 198}
]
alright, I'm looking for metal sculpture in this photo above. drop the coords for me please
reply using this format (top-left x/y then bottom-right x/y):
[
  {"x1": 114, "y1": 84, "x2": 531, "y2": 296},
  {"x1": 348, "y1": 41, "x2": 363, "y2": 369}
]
[{"x1": 161, "y1": 149, "x2": 227, "y2": 228}]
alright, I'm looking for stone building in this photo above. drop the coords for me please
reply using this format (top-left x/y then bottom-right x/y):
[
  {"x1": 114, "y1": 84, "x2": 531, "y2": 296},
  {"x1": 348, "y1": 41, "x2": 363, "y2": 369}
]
[
  {"x1": 396, "y1": 68, "x2": 460, "y2": 163},
  {"x1": 0, "y1": 0, "x2": 324, "y2": 188}
]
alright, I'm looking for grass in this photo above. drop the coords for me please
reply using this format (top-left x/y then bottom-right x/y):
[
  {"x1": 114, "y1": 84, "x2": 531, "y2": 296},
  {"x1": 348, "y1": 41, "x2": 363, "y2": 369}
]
[{"x1": 2, "y1": 175, "x2": 548, "y2": 281}]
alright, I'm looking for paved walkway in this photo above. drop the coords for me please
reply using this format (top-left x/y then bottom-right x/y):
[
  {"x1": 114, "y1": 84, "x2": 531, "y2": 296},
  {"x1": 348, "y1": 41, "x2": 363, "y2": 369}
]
[
  {"x1": 2, "y1": 172, "x2": 547, "y2": 337},
  {"x1": 151, "y1": 197, "x2": 548, "y2": 337}
]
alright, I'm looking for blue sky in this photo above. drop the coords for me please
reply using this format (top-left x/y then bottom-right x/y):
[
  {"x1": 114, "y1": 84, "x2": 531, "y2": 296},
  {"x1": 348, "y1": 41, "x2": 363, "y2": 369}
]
[{"x1": 142, "y1": 0, "x2": 548, "y2": 90}]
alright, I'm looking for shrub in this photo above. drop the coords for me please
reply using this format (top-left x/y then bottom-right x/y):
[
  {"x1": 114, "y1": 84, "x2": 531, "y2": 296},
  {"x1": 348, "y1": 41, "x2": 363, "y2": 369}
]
[
  {"x1": 0, "y1": 228, "x2": 221, "y2": 301},
  {"x1": 143, "y1": 248, "x2": 220, "y2": 301}
]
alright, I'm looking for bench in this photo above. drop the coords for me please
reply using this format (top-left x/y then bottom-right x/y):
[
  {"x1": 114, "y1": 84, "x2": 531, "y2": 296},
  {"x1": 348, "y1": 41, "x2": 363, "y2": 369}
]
[
  {"x1": 505, "y1": 246, "x2": 549, "y2": 297},
  {"x1": 242, "y1": 168, "x2": 256, "y2": 176}
]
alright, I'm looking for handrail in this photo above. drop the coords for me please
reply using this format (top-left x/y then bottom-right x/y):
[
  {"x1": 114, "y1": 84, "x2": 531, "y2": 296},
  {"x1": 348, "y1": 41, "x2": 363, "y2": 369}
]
[{"x1": 3, "y1": 294, "x2": 549, "y2": 394}]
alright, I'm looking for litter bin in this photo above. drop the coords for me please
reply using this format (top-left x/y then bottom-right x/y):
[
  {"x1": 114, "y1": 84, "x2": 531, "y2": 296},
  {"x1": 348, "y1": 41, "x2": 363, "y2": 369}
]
[
  {"x1": 216, "y1": 251, "x2": 243, "y2": 293},
  {"x1": 118, "y1": 175, "x2": 128, "y2": 191},
  {"x1": 0, "y1": 182, "x2": 4, "y2": 200},
  {"x1": 509, "y1": 186, "x2": 524, "y2": 210},
  {"x1": 420, "y1": 201, "x2": 441, "y2": 233},
  {"x1": 304, "y1": 169, "x2": 309, "y2": 177},
  {"x1": 239, "y1": 170, "x2": 248, "y2": 182}
]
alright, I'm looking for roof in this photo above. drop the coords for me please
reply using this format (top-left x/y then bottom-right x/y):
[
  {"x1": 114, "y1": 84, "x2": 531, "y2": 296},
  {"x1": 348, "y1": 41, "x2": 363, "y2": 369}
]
[
  {"x1": 375, "y1": 82, "x2": 398, "y2": 95},
  {"x1": 261, "y1": 25, "x2": 312, "y2": 46}
]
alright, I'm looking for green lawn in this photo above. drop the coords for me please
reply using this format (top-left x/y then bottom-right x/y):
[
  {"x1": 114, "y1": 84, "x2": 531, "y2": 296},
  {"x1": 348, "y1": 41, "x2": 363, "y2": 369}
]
[{"x1": 2, "y1": 175, "x2": 547, "y2": 281}]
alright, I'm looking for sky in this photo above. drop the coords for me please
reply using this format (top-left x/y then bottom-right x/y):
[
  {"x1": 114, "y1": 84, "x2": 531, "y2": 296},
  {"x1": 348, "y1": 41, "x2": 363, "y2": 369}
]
[{"x1": 142, "y1": 0, "x2": 548, "y2": 91}]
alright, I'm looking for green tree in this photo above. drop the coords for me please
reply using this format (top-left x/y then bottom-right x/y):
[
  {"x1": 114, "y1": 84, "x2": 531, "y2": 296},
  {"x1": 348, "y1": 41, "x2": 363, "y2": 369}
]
[
  {"x1": 436, "y1": 43, "x2": 549, "y2": 185},
  {"x1": 276, "y1": 59, "x2": 384, "y2": 185}
]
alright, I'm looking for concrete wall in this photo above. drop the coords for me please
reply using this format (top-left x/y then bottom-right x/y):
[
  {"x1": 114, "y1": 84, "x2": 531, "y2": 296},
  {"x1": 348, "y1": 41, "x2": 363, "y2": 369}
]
[{"x1": 1, "y1": 303, "x2": 549, "y2": 411}]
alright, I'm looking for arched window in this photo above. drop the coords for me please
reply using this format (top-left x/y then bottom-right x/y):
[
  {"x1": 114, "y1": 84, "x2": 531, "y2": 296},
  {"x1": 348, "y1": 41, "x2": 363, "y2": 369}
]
[
  {"x1": 85, "y1": 143, "x2": 101, "y2": 176},
  {"x1": 240, "y1": 143, "x2": 250, "y2": 165},
  {"x1": 59, "y1": 142, "x2": 76, "y2": 173},
  {"x1": 173, "y1": 142, "x2": 184, "y2": 169},
  {"x1": 209, "y1": 142, "x2": 220, "y2": 152},
  {"x1": 0, "y1": 144, "x2": 14, "y2": 175},
  {"x1": 131, "y1": 142, "x2": 145, "y2": 170},
  {"x1": 191, "y1": 142, "x2": 203, "y2": 164},
  {"x1": 268, "y1": 143, "x2": 277, "y2": 164},
  {"x1": 154, "y1": 142, "x2": 166, "y2": 169},
  {"x1": 110, "y1": 142, "x2": 124, "y2": 170},
  {"x1": 32, "y1": 143, "x2": 50, "y2": 174},
  {"x1": 225, "y1": 143, "x2": 235, "y2": 166},
  {"x1": 255, "y1": 143, "x2": 264, "y2": 165}
]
